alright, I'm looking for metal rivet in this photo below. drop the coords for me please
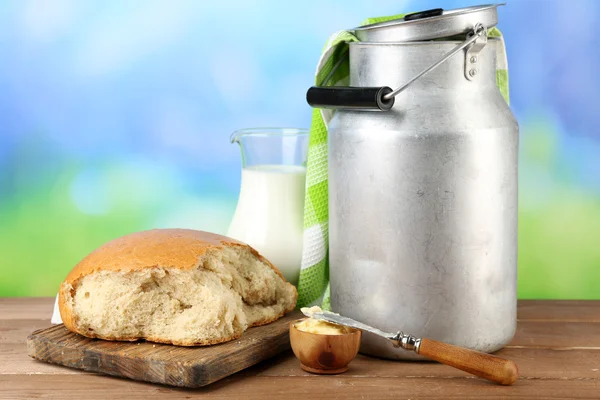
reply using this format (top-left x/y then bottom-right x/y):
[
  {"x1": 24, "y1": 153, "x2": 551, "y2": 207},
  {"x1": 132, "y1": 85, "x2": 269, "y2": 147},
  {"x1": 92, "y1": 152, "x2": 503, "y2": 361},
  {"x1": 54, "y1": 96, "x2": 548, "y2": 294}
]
[
  {"x1": 469, "y1": 69, "x2": 477, "y2": 77},
  {"x1": 470, "y1": 56, "x2": 478, "y2": 63}
]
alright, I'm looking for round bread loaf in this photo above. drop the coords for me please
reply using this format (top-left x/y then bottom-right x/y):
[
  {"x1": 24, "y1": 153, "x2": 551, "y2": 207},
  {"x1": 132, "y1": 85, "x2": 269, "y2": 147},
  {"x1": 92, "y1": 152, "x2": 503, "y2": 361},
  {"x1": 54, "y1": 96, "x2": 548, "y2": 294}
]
[{"x1": 58, "y1": 229, "x2": 298, "y2": 346}]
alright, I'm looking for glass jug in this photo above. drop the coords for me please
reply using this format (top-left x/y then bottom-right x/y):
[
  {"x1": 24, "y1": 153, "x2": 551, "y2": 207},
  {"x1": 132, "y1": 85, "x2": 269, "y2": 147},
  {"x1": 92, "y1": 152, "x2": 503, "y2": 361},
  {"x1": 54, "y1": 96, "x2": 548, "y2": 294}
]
[{"x1": 227, "y1": 128, "x2": 309, "y2": 286}]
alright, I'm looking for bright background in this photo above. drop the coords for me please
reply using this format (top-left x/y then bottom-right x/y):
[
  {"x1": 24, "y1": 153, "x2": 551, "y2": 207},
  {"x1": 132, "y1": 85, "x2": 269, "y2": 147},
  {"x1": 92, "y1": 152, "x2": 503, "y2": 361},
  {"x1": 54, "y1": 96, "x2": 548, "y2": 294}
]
[{"x1": 1, "y1": 0, "x2": 599, "y2": 298}]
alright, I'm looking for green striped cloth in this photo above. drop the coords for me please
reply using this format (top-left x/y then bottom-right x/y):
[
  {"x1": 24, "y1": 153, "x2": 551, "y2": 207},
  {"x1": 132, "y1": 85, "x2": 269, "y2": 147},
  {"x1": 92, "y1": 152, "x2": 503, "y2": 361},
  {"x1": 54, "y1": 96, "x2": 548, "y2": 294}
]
[{"x1": 296, "y1": 13, "x2": 510, "y2": 308}]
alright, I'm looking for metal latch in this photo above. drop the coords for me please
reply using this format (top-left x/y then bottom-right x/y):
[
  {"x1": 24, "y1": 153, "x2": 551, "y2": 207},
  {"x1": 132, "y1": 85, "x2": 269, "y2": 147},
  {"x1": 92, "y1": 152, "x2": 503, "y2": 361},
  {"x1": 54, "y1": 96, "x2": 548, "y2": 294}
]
[{"x1": 465, "y1": 25, "x2": 488, "y2": 81}]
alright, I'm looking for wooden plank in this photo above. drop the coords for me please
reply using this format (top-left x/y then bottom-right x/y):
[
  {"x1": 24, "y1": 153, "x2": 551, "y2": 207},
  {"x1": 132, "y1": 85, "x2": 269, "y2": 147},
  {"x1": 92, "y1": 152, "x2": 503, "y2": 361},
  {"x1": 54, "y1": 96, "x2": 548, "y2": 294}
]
[
  {"x1": 0, "y1": 344, "x2": 87, "y2": 375},
  {"x1": 8, "y1": 317, "x2": 600, "y2": 349},
  {"x1": 0, "y1": 297, "x2": 54, "y2": 320},
  {"x1": 518, "y1": 300, "x2": 600, "y2": 322},
  {"x1": 27, "y1": 311, "x2": 303, "y2": 388},
  {"x1": 255, "y1": 348, "x2": 600, "y2": 380},
  {"x1": 510, "y1": 321, "x2": 600, "y2": 349},
  {"x1": 6, "y1": 318, "x2": 600, "y2": 381},
  {"x1": 4, "y1": 298, "x2": 600, "y2": 399},
  {"x1": 0, "y1": 319, "x2": 51, "y2": 344},
  {"x1": 5, "y1": 342, "x2": 600, "y2": 380},
  {"x1": 1, "y1": 374, "x2": 599, "y2": 400}
]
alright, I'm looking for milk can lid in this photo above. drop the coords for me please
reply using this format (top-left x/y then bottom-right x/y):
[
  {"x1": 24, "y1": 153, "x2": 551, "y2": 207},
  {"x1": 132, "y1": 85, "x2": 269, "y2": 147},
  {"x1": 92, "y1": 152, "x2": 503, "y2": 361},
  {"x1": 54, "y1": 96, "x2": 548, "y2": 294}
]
[{"x1": 353, "y1": 3, "x2": 503, "y2": 42}]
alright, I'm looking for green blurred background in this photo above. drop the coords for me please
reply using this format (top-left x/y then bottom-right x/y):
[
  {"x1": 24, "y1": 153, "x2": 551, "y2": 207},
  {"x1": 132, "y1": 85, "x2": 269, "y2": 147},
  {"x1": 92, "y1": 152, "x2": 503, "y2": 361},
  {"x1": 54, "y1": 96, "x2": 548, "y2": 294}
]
[{"x1": 1, "y1": 0, "x2": 599, "y2": 298}]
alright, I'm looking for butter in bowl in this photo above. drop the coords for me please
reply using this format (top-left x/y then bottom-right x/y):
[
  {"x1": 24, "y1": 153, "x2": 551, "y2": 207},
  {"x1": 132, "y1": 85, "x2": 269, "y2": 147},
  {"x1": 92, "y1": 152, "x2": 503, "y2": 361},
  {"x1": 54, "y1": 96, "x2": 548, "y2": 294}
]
[{"x1": 289, "y1": 306, "x2": 361, "y2": 374}]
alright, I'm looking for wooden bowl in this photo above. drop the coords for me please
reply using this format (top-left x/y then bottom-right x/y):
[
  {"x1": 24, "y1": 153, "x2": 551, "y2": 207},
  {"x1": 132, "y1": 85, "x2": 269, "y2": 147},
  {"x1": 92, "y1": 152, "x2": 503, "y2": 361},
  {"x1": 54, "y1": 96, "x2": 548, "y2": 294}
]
[{"x1": 289, "y1": 318, "x2": 362, "y2": 374}]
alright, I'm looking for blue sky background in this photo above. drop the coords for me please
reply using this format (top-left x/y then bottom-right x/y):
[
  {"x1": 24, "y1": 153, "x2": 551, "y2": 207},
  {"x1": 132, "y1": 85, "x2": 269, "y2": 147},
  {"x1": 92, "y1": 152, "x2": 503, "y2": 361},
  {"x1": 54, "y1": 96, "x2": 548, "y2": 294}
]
[{"x1": 1, "y1": 0, "x2": 599, "y2": 297}]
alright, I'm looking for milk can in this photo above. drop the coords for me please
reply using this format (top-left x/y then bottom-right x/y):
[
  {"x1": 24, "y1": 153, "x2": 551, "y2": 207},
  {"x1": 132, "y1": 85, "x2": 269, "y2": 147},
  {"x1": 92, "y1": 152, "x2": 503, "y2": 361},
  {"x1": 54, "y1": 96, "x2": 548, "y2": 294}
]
[{"x1": 306, "y1": 4, "x2": 518, "y2": 360}]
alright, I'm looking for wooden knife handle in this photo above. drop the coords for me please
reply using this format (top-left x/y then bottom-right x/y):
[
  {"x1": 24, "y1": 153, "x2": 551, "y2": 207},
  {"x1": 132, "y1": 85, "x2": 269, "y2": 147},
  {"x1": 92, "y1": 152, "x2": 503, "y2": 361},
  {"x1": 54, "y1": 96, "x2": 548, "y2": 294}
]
[{"x1": 417, "y1": 338, "x2": 518, "y2": 385}]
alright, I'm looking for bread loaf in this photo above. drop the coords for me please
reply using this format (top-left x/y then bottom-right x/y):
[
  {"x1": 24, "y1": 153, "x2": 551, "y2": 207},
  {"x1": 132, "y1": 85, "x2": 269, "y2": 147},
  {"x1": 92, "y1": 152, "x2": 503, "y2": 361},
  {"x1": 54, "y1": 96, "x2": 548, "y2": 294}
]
[{"x1": 58, "y1": 229, "x2": 297, "y2": 346}]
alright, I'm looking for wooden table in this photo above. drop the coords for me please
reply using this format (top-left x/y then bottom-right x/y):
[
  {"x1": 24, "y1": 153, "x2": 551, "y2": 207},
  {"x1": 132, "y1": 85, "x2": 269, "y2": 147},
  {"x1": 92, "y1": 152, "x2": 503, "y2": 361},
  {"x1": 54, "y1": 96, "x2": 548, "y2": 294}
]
[{"x1": 1, "y1": 298, "x2": 599, "y2": 399}]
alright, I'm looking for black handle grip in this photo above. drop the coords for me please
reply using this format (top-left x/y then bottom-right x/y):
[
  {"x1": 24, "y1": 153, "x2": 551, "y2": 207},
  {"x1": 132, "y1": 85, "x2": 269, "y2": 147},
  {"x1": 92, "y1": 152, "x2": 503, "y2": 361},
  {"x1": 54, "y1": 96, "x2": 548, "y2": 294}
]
[
  {"x1": 404, "y1": 8, "x2": 443, "y2": 21},
  {"x1": 306, "y1": 86, "x2": 394, "y2": 111}
]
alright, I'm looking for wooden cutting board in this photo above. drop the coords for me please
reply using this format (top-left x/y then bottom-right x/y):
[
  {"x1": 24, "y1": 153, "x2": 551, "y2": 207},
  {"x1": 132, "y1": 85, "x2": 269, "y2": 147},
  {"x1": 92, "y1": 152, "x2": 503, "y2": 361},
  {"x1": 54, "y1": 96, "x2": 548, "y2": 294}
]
[{"x1": 27, "y1": 310, "x2": 302, "y2": 388}]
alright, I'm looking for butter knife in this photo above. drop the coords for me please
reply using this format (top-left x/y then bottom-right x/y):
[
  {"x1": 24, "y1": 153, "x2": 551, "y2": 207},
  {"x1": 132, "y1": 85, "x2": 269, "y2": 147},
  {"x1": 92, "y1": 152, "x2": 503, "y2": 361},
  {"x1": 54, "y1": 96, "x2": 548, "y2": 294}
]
[{"x1": 302, "y1": 308, "x2": 518, "y2": 385}]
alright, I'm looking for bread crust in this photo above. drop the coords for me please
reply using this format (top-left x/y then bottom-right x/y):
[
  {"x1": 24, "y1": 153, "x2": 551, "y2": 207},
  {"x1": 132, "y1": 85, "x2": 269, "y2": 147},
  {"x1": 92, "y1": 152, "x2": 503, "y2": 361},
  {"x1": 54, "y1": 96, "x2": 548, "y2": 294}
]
[{"x1": 58, "y1": 228, "x2": 298, "y2": 346}]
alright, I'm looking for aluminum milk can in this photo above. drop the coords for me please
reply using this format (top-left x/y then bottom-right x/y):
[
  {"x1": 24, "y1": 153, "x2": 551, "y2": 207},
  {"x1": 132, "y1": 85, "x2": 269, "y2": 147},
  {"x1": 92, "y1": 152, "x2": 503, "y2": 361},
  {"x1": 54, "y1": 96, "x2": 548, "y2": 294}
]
[{"x1": 306, "y1": 4, "x2": 518, "y2": 360}]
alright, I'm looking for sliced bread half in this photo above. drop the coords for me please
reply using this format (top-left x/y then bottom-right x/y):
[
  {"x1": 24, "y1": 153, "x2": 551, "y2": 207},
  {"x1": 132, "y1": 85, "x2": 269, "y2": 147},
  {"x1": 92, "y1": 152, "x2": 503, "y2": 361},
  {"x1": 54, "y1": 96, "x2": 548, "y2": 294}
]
[{"x1": 58, "y1": 229, "x2": 297, "y2": 346}]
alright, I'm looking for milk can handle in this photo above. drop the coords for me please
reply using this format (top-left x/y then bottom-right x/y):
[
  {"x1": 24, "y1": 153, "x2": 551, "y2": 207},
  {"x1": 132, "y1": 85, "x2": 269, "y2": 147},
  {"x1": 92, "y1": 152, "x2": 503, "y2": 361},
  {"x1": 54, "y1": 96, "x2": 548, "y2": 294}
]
[
  {"x1": 306, "y1": 86, "x2": 395, "y2": 110},
  {"x1": 306, "y1": 23, "x2": 487, "y2": 111}
]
